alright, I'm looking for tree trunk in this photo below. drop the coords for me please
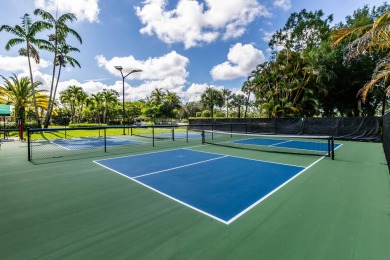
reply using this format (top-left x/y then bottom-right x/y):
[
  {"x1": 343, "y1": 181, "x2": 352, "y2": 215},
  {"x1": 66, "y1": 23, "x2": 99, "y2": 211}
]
[
  {"x1": 244, "y1": 92, "x2": 250, "y2": 118},
  {"x1": 27, "y1": 42, "x2": 40, "y2": 127}
]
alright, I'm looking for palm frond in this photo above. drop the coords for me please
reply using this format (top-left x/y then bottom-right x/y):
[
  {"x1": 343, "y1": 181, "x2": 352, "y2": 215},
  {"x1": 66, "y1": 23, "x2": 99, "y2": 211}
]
[{"x1": 4, "y1": 38, "x2": 25, "y2": 50}]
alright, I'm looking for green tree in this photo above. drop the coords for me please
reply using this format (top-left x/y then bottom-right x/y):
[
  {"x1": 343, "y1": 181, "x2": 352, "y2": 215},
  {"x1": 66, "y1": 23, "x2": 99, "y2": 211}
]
[
  {"x1": 101, "y1": 89, "x2": 119, "y2": 123},
  {"x1": 230, "y1": 94, "x2": 247, "y2": 118},
  {"x1": 59, "y1": 85, "x2": 85, "y2": 123},
  {"x1": 200, "y1": 87, "x2": 224, "y2": 118},
  {"x1": 162, "y1": 90, "x2": 181, "y2": 118},
  {"x1": 332, "y1": 4, "x2": 390, "y2": 115},
  {"x1": 0, "y1": 14, "x2": 50, "y2": 125},
  {"x1": 90, "y1": 93, "x2": 103, "y2": 124},
  {"x1": 0, "y1": 74, "x2": 48, "y2": 121},
  {"x1": 34, "y1": 9, "x2": 82, "y2": 128},
  {"x1": 220, "y1": 88, "x2": 232, "y2": 117},
  {"x1": 180, "y1": 101, "x2": 203, "y2": 118},
  {"x1": 150, "y1": 88, "x2": 166, "y2": 105}
]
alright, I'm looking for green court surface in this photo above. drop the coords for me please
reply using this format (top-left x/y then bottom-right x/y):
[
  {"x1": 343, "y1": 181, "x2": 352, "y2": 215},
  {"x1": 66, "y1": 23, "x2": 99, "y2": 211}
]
[{"x1": 1, "y1": 138, "x2": 389, "y2": 259}]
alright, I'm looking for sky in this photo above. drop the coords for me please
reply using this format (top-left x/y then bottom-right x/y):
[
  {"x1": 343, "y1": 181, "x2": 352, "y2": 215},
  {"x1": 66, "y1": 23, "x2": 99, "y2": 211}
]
[{"x1": 0, "y1": 0, "x2": 387, "y2": 103}]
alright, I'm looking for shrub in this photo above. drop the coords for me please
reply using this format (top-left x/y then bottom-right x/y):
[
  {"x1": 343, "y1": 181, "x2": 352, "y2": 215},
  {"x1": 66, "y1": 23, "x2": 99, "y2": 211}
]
[
  {"x1": 69, "y1": 123, "x2": 107, "y2": 128},
  {"x1": 201, "y1": 110, "x2": 211, "y2": 117}
]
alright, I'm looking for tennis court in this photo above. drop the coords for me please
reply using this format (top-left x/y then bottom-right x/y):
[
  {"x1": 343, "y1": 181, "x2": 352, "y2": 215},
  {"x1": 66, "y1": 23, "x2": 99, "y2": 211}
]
[
  {"x1": 95, "y1": 148, "x2": 310, "y2": 224},
  {"x1": 51, "y1": 136, "x2": 143, "y2": 150},
  {"x1": 1, "y1": 129, "x2": 389, "y2": 259}
]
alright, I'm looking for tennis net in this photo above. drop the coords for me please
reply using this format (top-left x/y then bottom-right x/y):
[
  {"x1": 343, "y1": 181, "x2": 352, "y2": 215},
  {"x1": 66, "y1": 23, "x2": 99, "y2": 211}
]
[{"x1": 202, "y1": 130, "x2": 335, "y2": 159}]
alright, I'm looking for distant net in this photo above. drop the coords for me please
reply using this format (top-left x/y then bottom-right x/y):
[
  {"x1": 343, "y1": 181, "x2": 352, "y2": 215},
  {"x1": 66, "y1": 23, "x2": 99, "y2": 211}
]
[
  {"x1": 202, "y1": 130, "x2": 335, "y2": 159},
  {"x1": 129, "y1": 125, "x2": 200, "y2": 141}
]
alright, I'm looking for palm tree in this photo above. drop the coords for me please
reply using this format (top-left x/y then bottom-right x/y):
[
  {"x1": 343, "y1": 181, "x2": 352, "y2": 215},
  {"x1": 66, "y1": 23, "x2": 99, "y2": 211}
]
[
  {"x1": 42, "y1": 42, "x2": 81, "y2": 127},
  {"x1": 165, "y1": 90, "x2": 181, "y2": 109},
  {"x1": 150, "y1": 88, "x2": 166, "y2": 105},
  {"x1": 201, "y1": 87, "x2": 224, "y2": 118},
  {"x1": 101, "y1": 89, "x2": 119, "y2": 123},
  {"x1": 0, "y1": 74, "x2": 48, "y2": 122},
  {"x1": 91, "y1": 93, "x2": 104, "y2": 124},
  {"x1": 230, "y1": 94, "x2": 247, "y2": 118},
  {"x1": 34, "y1": 8, "x2": 82, "y2": 128},
  {"x1": 332, "y1": 9, "x2": 390, "y2": 103},
  {"x1": 59, "y1": 85, "x2": 84, "y2": 123},
  {"x1": 0, "y1": 14, "x2": 50, "y2": 126},
  {"x1": 220, "y1": 88, "x2": 232, "y2": 117}
]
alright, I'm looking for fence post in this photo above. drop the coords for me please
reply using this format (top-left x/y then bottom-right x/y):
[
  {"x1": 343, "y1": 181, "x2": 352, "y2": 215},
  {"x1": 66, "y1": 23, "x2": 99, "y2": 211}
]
[
  {"x1": 186, "y1": 125, "x2": 189, "y2": 143},
  {"x1": 331, "y1": 136, "x2": 335, "y2": 160},
  {"x1": 104, "y1": 128, "x2": 107, "y2": 153},
  {"x1": 27, "y1": 127, "x2": 31, "y2": 161},
  {"x1": 152, "y1": 126, "x2": 155, "y2": 147}
]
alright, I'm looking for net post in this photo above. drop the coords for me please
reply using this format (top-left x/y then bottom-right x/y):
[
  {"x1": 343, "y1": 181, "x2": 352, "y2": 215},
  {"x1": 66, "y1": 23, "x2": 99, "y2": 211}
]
[
  {"x1": 331, "y1": 136, "x2": 335, "y2": 160},
  {"x1": 212, "y1": 125, "x2": 214, "y2": 140},
  {"x1": 231, "y1": 124, "x2": 233, "y2": 138},
  {"x1": 27, "y1": 127, "x2": 31, "y2": 161},
  {"x1": 201, "y1": 130, "x2": 205, "y2": 144},
  {"x1": 152, "y1": 127, "x2": 155, "y2": 147},
  {"x1": 130, "y1": 127, "x2": 133, "y2": 136},
  {"x1": 186, "y1": 125, "x2": 189, "y2": 143},
  {"x1": 172, "y1": 128, "x2": 174, "y2": 141},
  {"x1": 104, "y1": 128, "x2": 107, "y2": 153},
  {"x1": 327, "y1": 136, "x2": 330, "y2": 158}
]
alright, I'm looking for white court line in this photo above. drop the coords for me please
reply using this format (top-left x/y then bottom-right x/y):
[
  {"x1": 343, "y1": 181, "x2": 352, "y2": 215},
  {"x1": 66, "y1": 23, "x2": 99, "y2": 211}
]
[
  {"x1": 95, "y1": 145, "x2": 204, "y2": 162},
  {"x1": 183, "y1": 147, "x2": 305, "y2": 168},
  {"x1": 133, "y1": 155, "x2": 228, "y2": 179},
  {"x1": 94, "y1": 148, "x2": 325, "y2": 225},
  {"x1": 269, "y1": 140, "x2": 292, "y2": 146},
  {"x1": 225, "y1": 156, "x2": 325, "y2": 224}
]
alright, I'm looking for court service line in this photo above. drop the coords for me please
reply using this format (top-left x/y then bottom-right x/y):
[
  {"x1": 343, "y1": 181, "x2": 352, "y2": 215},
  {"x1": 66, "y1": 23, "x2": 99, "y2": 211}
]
[
  {"x1": 133, "y1": 155, "x2": 229, "y2": 179},
  {"x1": 226, "y1": 155, "x2": 326, "y2": 224},
  {"x1": 269, "y1": 140, "x2": 292, "y2": 146}
]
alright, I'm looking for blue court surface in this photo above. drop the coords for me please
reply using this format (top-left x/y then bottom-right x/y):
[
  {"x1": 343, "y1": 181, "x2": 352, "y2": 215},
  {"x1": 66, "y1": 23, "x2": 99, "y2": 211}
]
[
  {"x1": 51, "y1": 137, "x2": 142, "y2": 150},
  {"x1": 94, "y1": 149, "x2": 307, "y2": 224},
  {"x1": 234, "y1": 138, "x2": 341, "y2": 152}
]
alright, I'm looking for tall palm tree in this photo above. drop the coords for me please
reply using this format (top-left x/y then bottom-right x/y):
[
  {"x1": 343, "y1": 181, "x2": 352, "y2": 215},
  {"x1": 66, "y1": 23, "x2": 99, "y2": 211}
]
[
  {"x1": 91, "y1": 93, "x2": 104, "y2": 124},
  {"x1": 163, "y1": 90, "x2": 182, "y2": 118},
  {"x1": 0, "y1": 14, "x2": 50, "y2": 125},
  {"x1": 42, "y1": 42, "x2": 81, "y2": 127},
  {"x1": 332, "y1": 9, "x2": 390, "y2": 103},
  {"x1": 59, "y1": 85, "x2": 84, "y2": 123},
  {"x1": 0, "y1": 74, "x2": 48, "y2": 121},
  {"x1": 34, "y1": 8, "x2": 82, "y2": 128},
  {"x1": 101, "y1": 89, "x2": 119, "y2": 123},
  {"x1": 220, "y1": 88, "x2": 232, "y2": 118},
  {"x1": 150, "y1": 88, "x2": 166, "y2": 105},
  {"x1": 201, "y1": 87, "x2": 224, "y2": 118},
  {"x1": 230, "y1": 94, "x2": 247, "y2": 118}
]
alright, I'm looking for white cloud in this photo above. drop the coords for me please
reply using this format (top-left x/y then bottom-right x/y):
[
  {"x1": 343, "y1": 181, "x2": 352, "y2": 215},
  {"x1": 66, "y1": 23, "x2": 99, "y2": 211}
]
[
  {"x1": 135, "y1": 0, "x2": 270, "y2": 49},
  {"x1": 96, "y1": 51, "x2": 191, "y2": 101},
  {"x1": 211, "y1": 43, "x2": 265, "y2": 80},
  {"x1": 34, "y1": 0, "x2": 100, "y2": 23},
  {"x1": 96, "y1": 51, "x2": 189, "y2": 81},
  {"x1": 273, "y1": 0, "x2": 291, "y2": 11},
  {"x1": 262, "y1": 31, "x2": 275, "y2": 43},
  {"x1": 184, "y1": 83, "x2": 224, "y2": 102},
  {"x1": 0, "y1": 55, "x2": 50, "y2": 74}
]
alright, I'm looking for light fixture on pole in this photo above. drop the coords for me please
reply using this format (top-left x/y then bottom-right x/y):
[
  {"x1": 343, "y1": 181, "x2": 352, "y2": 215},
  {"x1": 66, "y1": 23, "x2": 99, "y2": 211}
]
[{"x1": 114, "y1": 66, "x2": 142, "y2": 134}]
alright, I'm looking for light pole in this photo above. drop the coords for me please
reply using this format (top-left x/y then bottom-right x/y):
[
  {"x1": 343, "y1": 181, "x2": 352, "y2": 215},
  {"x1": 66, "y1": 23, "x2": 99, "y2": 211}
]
[{"x1": 114, "y1": 66, "x2": 142, "y2": 134}]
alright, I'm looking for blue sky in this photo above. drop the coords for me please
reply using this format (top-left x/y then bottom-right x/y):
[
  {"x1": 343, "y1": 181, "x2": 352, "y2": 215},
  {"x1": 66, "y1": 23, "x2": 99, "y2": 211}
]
[{"x1": 0, "y1": 0, "x2": 386, "y2": 103}]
